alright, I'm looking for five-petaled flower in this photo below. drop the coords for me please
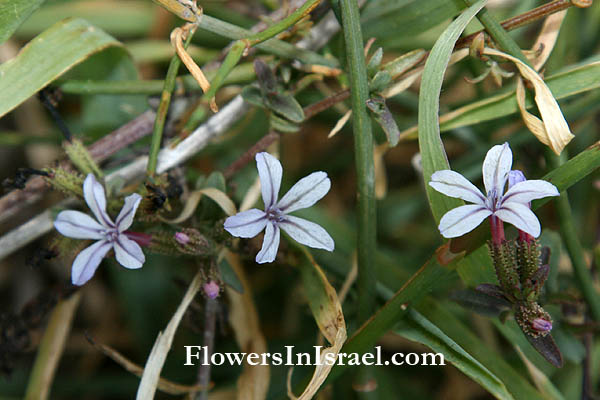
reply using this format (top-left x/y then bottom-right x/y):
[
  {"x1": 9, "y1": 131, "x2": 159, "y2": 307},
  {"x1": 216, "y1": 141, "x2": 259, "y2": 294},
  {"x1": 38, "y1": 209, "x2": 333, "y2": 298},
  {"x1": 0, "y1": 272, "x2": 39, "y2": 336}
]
[
  {"x1": 429, "y1": 143, "x2": 559, "y2": 239},
  {"x1": 54, "y1": 174, "x2": 145, "y2": 286},
  {"x1": 224, "y1": 152, "x2": 335, "y2": 263}
]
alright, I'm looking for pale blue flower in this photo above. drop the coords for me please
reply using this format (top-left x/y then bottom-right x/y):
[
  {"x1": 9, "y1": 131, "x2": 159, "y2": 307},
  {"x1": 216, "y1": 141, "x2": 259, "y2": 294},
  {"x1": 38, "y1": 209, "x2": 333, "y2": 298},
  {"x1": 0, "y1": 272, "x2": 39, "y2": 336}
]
[
  {"x1": 429, "y1": 143, "x2": 559, "y2": 238},
  {"x1": 224, "y1": 152, "x2": 334, "y2": 263},
  {"x1": 54, "y1": 174, "x2": 145, "y2": 285}
]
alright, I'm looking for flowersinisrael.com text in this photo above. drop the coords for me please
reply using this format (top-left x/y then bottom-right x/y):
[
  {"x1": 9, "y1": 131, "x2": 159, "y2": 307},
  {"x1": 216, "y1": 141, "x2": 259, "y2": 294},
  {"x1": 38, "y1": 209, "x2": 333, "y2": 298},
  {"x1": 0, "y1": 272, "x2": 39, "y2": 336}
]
[{"x1": 184, "y1": 346, "x2": 445, "y2": 367}]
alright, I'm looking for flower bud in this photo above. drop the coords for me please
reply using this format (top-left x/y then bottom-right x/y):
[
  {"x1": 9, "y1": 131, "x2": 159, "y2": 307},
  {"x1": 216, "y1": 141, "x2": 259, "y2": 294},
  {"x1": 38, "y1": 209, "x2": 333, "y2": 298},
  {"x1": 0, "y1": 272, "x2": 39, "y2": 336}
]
[
  {"x1": 203, "y1": 280, "x2": 220, "y2": 299},
  {"x1": 174, "y1": 231, "x2": 190, "y2": 245},
  {"x1": 508, "y1": 170, "x2": 526, "y2": 189},
  {"x1": 532, "y1": 317, "x2": 553, "y2": 333}
]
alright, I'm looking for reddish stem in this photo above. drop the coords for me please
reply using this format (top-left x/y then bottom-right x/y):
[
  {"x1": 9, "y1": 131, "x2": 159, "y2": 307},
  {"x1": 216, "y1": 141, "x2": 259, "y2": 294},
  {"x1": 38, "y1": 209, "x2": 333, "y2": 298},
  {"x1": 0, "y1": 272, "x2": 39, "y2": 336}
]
[
  {"x1": 518, "y1": 230, "x2": 533, "y2": 244},
  {"x1": 489, "y1": 215, "x2": 505, "y2": 246},
  {"x1": 125, "y1": 231, "x2": 152, "y2": 247}
]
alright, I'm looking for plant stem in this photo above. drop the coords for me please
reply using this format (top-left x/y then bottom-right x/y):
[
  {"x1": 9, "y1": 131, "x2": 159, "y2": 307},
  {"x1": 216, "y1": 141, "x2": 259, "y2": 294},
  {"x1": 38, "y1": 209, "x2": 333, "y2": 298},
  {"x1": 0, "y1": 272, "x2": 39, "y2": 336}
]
[
  {"x1": 198, "y1": 14, "x2": 336, "y2": 68},
  {"x1": 147, "y1": 31, "x2": 195, "y2": 177},
  {"x1": 339, "y1": 0, "x2": 377, "y2": 393},
  {"x1": 549, "y1": 152, "x2": 600, "y2": 321},
  {"x1": 195, "y1": 297, "x2": 217, "y2": 400},
  {"x1": 339, "y1": 0, "x2": 376, "y2": 327},
  {"x1": 202, "y1": 0, "x2": 323, "y2": 107},
  {"x1": 463, "y1": 0, "x2": 533, "y2": 69},
  {"x1": 58, "y1": 63, "x2": 256, "y2": 95},
  {"x1": 457, "y1": 0, "x2": 578, "y2": 48}
]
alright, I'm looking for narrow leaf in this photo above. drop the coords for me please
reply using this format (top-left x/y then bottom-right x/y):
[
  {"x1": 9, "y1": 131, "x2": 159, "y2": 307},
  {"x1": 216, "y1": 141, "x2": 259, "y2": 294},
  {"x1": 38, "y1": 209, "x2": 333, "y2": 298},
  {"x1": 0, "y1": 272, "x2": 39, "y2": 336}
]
[
  {"x1": 0, "y1": 18, "x2": 122, "y2": 118},
  {"x1": 418, "y1": 0, "x2": 488, "y2": 222},
  {"x1": 0, "y1": 0, "x2": 47, "y2": 44},
  {"x1": 396, "y1": 309, "x2": 514, "y2": 400}
]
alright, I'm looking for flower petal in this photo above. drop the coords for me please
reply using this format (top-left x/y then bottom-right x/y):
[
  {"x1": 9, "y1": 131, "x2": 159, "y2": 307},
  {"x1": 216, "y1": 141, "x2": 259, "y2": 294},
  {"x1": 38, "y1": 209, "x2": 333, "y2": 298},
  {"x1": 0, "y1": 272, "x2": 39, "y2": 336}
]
[
  {"x1": 71, "y1": 240, "x2": 112, "y2": 286},
  {"x1": 54, "y1": 210, "x2": 106, "y2": 240},
  {"x1": 114, "y1": 235, "x2": 145, "y2": 269},
  {"x1": 429, "y1": 170, "x2": 486, "y2": 205},
  {"x1": 224, "y1": 209, "x2": 267, "y2": 238},
  {"x1": 279, "y1": 215, "x2": 334, "y2": 251},
  {"x1": 438, "y1": 205, "x2": 492, "y2": 238},
  {"x1": 83, "y1": 173, "x2": 114, "y2": 227},
  {"x1": 256, "y1": 152, "x2": 282, "y2": 209},
  {"x1": 482, "y1": 143, "x2": 512, "y2": 196},
  {"x1": 502, "y1": 180, "x2": 559, "y2": 204},
  {"x1": 116, "y1": 193, "x2": 143, "y2": 231},
  {"x1": 495, "y1": 202, "x2": 541, "y2": 237},
  {"x1": 256, "y1": 222, "x2": 280, "y2": 264},
  {"x1": 277, "y1": 172, "x2": 330, "y2": 213}
]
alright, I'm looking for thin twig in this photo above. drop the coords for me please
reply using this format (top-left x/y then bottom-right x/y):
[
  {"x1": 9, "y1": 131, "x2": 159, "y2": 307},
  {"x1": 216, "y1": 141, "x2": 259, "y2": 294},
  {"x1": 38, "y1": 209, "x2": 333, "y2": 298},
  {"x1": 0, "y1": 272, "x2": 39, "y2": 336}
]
[
  {"x1": 303, "y1": 90, "x2": 350, "y2": 119},
  {"x1": 223, "y1": 131, "x2": 280, "y2": 179},
  {"x1": 195, "y1": 298, "x2": 217, "y2": 400},
  {"x1": 0, "y1": 110, "x2": 156, "y2": 225}
]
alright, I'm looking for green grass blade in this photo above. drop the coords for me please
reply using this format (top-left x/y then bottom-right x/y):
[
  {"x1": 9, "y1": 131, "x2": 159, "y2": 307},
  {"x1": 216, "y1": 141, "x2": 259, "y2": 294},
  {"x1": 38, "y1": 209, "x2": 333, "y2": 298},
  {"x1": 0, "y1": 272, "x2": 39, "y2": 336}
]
[
  {"x1": 418, "y1": 0, "x2": 487, "y2": 222},
  {"x1": 0, "y1": 18, "x2": 122, "y2": 118},
  {"x1": 0, "y1": 0, "x2": 47, "y2": 44},
  {"x1": 396, "y1": 309, "x2": 514, "y2": 400}
]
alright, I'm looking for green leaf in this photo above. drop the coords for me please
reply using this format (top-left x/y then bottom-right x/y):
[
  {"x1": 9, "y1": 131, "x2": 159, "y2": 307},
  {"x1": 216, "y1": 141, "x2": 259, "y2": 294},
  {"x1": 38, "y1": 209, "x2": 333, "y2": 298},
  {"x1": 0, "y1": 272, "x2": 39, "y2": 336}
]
[
  {"x1": 0, "y1": 0, "x2": 47, "y2": 44},
  {"x1": 267, "y1": 92, "x2": 305, "y2": 123},
  {"x1": 418, "y1": 0, "x2": 487, "y2": 222},
  {"x1": 218, "y1": 257, "x2": 244, "y2": 294},
  {"x1": 362, "y1": 0, "x2": 465, "y2": 43},
  {"x1": 417, "y1": 299, "x2": 547, "y2": 400},
  {"x1": 396, "y1": 309, "x2": 514, "y2": 400},
  {"x1": 0, "y1": 18, "x2": 122, "y2": 119}
]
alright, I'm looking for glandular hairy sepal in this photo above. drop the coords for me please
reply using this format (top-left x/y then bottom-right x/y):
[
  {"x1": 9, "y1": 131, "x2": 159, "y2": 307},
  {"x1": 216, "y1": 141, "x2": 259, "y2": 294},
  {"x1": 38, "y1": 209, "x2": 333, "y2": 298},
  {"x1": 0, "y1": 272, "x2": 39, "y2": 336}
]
[
  {"x1": 63, "y1": 139, "x2": 103, "y2": 177},
  {"x1": 516, "y1": 238, "x2": 541, "y2": 284},
  {"x1": 489, "y1": 240, "x2": 521, "y2": 301},
  {"x1": 515, "y1": 302, "x2": 553, "y2": 338},
  {"x1": 44, "y1": 168, "x2": 84, "y2": 198},
  {"x1": 148, "y1": 228, "x2": 212, "y2": 256}
]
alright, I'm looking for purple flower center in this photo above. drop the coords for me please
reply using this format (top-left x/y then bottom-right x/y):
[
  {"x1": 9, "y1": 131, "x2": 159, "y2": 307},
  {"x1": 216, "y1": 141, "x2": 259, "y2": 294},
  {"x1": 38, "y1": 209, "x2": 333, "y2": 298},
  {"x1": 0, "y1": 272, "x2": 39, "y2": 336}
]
[
  {"x1": 266, "y1": 207, "x2": 285, "y2": 223},
  {"x1": 486, "y1": 188, "x2": 502, "y2": 211}
]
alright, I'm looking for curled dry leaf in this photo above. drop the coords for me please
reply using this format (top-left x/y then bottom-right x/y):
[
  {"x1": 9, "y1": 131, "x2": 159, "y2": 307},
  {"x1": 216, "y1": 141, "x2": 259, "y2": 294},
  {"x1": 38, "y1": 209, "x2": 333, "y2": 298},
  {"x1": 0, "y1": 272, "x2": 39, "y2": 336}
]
[
  {"x1": 287, "y1": 248, "x2": 347, "y2": 400},
  {"x1": 136, "y1": 270, "x2": 203, "y2": 400},
  {"x1": 161, "y1": 188, "x2": 237, "y2": 224},
  {"x1": 529, "y1": 10, "x2": 567, "y2": 71},
  {"x1": 483, "y1": 48, "x2": 574, "y2": 155},
  {"x1": 171, "y1": 24, "x2": 211, "y2": 95},
  {"x1": 225, "y1": 251, "x2": 270, "y2": 400}
]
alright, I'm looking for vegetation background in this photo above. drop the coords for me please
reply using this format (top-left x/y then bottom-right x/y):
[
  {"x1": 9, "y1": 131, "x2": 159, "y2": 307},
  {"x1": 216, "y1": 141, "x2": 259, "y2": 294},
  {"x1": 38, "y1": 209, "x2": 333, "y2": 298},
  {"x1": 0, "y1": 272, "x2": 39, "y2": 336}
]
[{"x1": 0, "y1": 0, "x2": 599, "y2": 399}]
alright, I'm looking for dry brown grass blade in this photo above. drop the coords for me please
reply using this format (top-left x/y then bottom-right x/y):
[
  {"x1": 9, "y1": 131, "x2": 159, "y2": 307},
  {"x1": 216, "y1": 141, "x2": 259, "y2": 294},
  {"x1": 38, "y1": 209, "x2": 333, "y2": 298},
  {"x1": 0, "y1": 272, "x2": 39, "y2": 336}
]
[
  {"x1": 25, "y1": 293, "x2": 81, "y2": 400},
  {"x1": 87, "y1": 336, "x2": 211, "y2": 395},
  {"x1": 160, "y1": 188, "x2": 237, "y2": 223},
  {"x1": 287, "y1": 248, "x2": 347, "y2": 400},
  {"x1": 374, "y1": 143, "x2": 389, "y2": 199},
  {"x1": 483, "y1": 48, "x2": 574, "y2": 155},
  {"x1": 327, "y1": 110, "x2": 352, "y2": 138},
  {"x1": 530, "y1": 10, "x2": 567, "y2": 71},
  {"x1": 136, "y1": 269, "x2": 203, "y2": 399},
  {"x1": 171, "y1": 24, "x2": 211, "y2": 94},
  {"x1": 225, "y1": 251, "x2": 270, "y2": 400}
]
